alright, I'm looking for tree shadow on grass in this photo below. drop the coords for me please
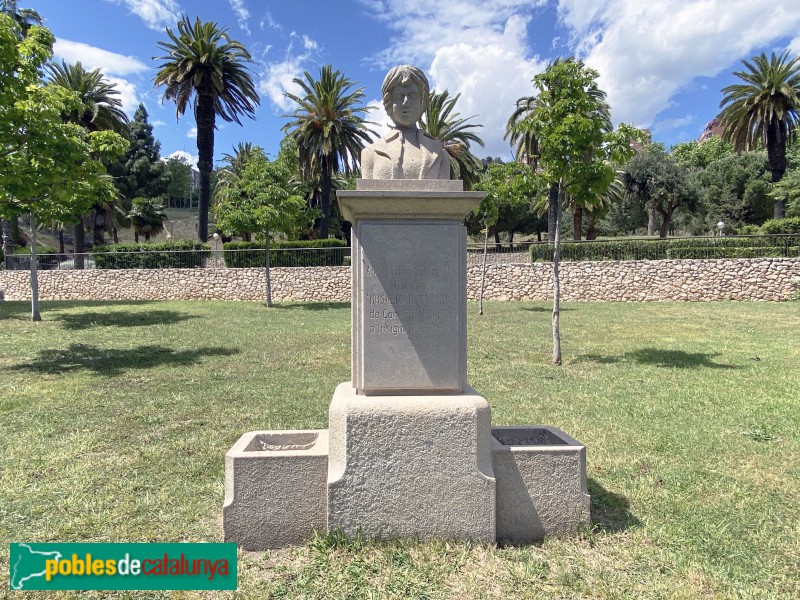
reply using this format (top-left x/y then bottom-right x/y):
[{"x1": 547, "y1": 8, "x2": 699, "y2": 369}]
[
  {"x1": 518, "y1": 306, "x2": 572, "y2": 313},
  {"x1": 271, "y1": 302, "x2": 350, "y2": 311},
  {"x1": 11, "y1": 344, "x2": 240, "y2": 377},
  {"x1": 580, "y1": 348, "x2": 740, "y2": 369},
  {"x1": 589, "y1": 478, "x2": 641, "y2": 533},
  {"x1": 54, "y1": 310, "x2": 200, "y2": 330}
]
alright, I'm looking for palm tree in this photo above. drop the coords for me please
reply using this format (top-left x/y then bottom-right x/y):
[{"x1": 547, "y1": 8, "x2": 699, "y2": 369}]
[
  {"x1": 154, "y1": 15, "x2": 259, "y2": 241},
  {"x1": 282, "y1": 65, "x2": 374, "y2": 239},
  {"x1": 128, "y1": 197, "x2": 167, "y2": 242},
  {"x1": 506, "y1": 58, "x2": 612, "y2": 240},
  {"x1": 1, "y1": 1, "x2": 42, "y2": 38},
  {"x1": 213, "y1": 142, "x2": 262, "y2": 240},
  {"x1": 419, "y1": 90, "x2": 484, "y2": 189},
  {"x1": 47, "y1": 61, "x2": 128, "y2": 263},
  {"x1": 719, "y1": 51, "x2": 800, "y2": 219}
]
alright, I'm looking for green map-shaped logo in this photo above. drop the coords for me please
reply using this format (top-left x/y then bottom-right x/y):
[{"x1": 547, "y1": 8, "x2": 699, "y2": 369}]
[{"x1": 9, "y1": 543, "x2": 63, "y2": 590}]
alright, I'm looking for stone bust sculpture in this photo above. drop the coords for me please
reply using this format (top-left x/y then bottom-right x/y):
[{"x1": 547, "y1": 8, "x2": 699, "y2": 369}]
[{"x1": 361, "y1": 65, "x2": 451, "y2": 180}]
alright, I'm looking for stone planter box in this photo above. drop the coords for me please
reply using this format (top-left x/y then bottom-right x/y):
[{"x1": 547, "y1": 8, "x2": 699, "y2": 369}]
[
  {"x1": 492, "y1": 426, "x2": 590, "y2": 543},
  {"x1": 223, "y1": 430, "x2": 329, "y2": 550}
]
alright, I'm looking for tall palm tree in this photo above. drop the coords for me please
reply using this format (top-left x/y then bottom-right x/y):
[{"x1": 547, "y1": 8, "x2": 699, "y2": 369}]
[
  {"x1": 419, "y1": 90, "x2": 484, "y2": 189},
  {"x1": 282, "y1": 65, "x2": 374, "y2": 239},
  {"x1": 154, "y1": 15, "x2": 259, "y2": 241},
  {"x1": 719, "y1": 51, "x2": 800, "y2": 219},
  {"x1": 47, "y1": 61, "x2": 128, "y2": 262}
]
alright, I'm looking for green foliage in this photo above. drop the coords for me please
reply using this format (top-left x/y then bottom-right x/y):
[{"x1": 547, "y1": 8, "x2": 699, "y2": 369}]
[
  {"x1": 92, "y1": 240, "x2": 209, "y2": 269},
  {"x1": 222, "y1": 239, "x2": 348, "y2": 267},
  {"x1": 624, "y1": 144, "x2": 699, "y2": 237},
  {"x1": 281, "y1": 65, "x2": 374, "y2": 239},
  {"x1": 0, "y1": 16, "x2": 128, "y2": 224},
  {"x1": 419, "y1": 90, "x2": 484, "y2": 188},
  {"x1": 214, "y1": 146, "x2": 309, "y2": 242},
  {"x1": 672, "y1": 137, "x2": 733, "y2": 169},
  {"x1": 529, "y1": 235, "x2": 800, "y2": 262},
  {"x1": 466, "y1": 162, "x2": 542, "y2": 238},
  {"x1": 759, "y1": 217, "x2": 800, "y2": 234},
  {"x1": 106, "y1": 104, "x2": 169, "y2": 204},
  {"x1": 695, "y1": 151, "x2": 772, "y2": 229},
  {"x1": 14, "y1": 243, "x2": 57, "y2": 255},
  {"x1": 128, "y1": 197, "x2": 167, "y2": 242},
  {"x1": 164, "y1": 156, "x2": 193, "y2": 207}
]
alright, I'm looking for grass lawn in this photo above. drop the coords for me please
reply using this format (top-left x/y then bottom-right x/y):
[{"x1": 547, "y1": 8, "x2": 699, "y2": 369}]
[{"x1": 1, "y1": 299, "x2": 798, "y2": 599}]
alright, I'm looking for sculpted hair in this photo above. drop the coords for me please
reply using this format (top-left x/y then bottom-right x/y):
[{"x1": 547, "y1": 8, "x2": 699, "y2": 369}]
[{"x1": 381, "y1": 65, "x2": 430, "y2": 113}]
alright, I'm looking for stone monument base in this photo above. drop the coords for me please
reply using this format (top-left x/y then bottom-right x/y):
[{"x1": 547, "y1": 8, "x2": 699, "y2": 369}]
[
  {"x1": 223, "y1": 409, "x2": 590, "y2": 549},
  {"x1": 327, "y1": 382, "x2": 496, "y2": 542}
]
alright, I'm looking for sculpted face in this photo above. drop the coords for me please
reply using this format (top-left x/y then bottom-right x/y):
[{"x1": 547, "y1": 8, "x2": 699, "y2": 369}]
[{"x1": 389, "y1": 82, "x2": 424, "y2": 128}]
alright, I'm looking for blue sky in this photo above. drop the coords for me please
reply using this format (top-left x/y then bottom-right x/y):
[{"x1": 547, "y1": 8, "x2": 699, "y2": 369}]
[{"x1": 31, "y1": 0, "x2": 800, "y2": 168}]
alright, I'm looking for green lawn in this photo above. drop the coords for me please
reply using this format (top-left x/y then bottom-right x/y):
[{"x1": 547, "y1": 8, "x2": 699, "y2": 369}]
[{"x1": 1, "y1": 300, "x2": 798, "y2": 599}]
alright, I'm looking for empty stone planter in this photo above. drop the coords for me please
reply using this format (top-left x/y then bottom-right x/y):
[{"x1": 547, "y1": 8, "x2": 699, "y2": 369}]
[
  {"x1": 223, "y1": 430, "x2": 329, "y2": 550},
  {"x1": 492, "y1": 426, "x2": 590, "y2": 543}
]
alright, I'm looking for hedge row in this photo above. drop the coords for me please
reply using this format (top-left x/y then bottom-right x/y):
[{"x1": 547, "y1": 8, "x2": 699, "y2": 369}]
[
  {"x1": 530, "y1": 235, "x2": 800, "y2": 262},
  {"x1": 93, "y1": 240, "x2": 210, "y2": 269},
  {"x1": 222, "y1": 240, "x2": 349, "y2": 268}
]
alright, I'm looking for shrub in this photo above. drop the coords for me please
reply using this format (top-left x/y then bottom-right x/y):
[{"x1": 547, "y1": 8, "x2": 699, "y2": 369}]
[
  {"x1": 223, "y1": 239, "x2": 349, "y2": 268},
  {"x1": 14, "y1": 244, "x2": 59, "y2": 255},
  {"x1": 529, "y1": 235, "x2": 800, "y2": 262},
  {"x1": 759, "y1": 217, "x2": 800, "y2": 235},
  {"x1": 93, "y1": 240, "x2": 210, "y2": 269}
]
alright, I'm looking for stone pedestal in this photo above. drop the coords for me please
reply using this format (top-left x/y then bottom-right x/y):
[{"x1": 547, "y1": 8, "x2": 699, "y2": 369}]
[
  {"x1": 222, "y1": 179, "x2": 591, "y2": 549},
  {"x1": 327, "y1": 382, "x2": 495, "y2": 541},
  {"x1": 338, "y1": 181, "x2": 485, "y2": 395}
]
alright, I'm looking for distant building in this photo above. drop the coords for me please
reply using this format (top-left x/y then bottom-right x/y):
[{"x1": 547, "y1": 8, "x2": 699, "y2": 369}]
[{"x1": 699, "y1": 118, "x2": 724, "y2": 142}]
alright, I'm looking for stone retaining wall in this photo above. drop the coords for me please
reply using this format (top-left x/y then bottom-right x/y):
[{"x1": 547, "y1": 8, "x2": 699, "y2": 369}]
[{"x1": 1, "y1": 258, "x2": 798, "y2": 303}]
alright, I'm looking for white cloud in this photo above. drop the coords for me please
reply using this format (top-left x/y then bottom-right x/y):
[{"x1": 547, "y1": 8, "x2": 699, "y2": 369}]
[
  {"x1": 106, "y1": 76, "x2": 140, "y2": 118},
  {"x1": 228, "y1": 0, "x2": 251, "y2": 35},
  {"x1": 151, "y1": 120, "x2": 166, "y2": 128},
  {"x1": 359, "y1": 1, "x2": 548, "y2": 158},
  {"x1": 556, "y1": 0, "x2": 800, "y2": 128},
  {"x1": 260, "y1": 10, "x2": 282, "y2": 31},
  {"x1": 258, "y1": 35, "x2": 321, "y2": 112},
  {"x1": 166, "y1": 150, "x2": 199, "y2": 170},
  {"x1": 53, "y1": 39, "x2": 148, "y2": 76},
  {"x1": 186, "y1": 127, "x2": 198, "y2": 139},
  {"x1": 105, "y1": 0, "x2": 181, "y2": 30},
  {"x1": 790, "y1": 36, "x2": 800, "y2": 56}
]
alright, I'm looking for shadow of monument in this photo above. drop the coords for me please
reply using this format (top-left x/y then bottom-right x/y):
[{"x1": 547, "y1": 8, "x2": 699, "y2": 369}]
[
  {"x1": 272, "y1": 302, "x2": 351, "y2": 311},
  {"x1": 579, "y1": 348, "x2": 740, "y2": 369},
  {"x1": 588, "y1": 478, "x2": 640, "y2": 533},
  {"x1": 11, "y1": 343, "x2": 240, "y2": 376},
  {"x1": 54, "y1": 310, "x2": 199, "y2": 330}
]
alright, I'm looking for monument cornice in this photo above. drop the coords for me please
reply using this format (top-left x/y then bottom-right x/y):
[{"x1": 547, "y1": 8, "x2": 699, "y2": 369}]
[{"x1": 337, "y1": 189, "x2": 485, "y2": 223}]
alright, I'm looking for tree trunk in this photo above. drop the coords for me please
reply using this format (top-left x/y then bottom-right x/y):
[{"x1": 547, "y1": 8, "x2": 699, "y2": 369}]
[
  {"x1": 196, "y1": 91, "x2": 216, "y2": 242},
  {"x1": 29, "y1": 212, "x2": 41, "y2": 321},
  {"x1": 552, "y1": 183, "x2": 562, "y2": 365},
  {"x1": 547, "y1": 183, "x2": 559, "y2": 241},
  {"x1": 573, "y1": 205, "x2": 583, "y2": 240},
  {"x1": 493, "y1": 231, "x2": 501, "y2": 251},
  {"x1": 320, "y1": 159, "x2": 332, "y2": 239},
  {"x1": 766, "y1": 121, "x2": 787, "y2": 219},
  {"x1": 586, "y1": 216, "x2": 599, "y2": 240},
  {"x1": 264, "y1": 232, "x2": 273, "y2": 308},
  {"x1": 659, "y1": 206, "x2": 673, "y2": 238},
  {"x1": 647, "y1": 201, "x2": 656, "y2": 236},
  {"x1": 2, "y1": 218, "x2": 14, "y2": 269},
  {"x1": 479, "y1": 224, "x2": 489, "y2": 316},
  {"x1": 59, "y1": 230, "x2": 65, "y2": 254},
  {"x1": 73, "y1": 219, "x2": 85, "y2": 270}
]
